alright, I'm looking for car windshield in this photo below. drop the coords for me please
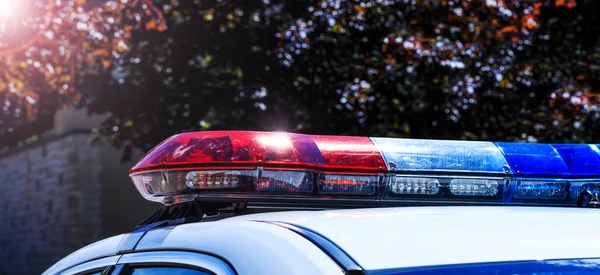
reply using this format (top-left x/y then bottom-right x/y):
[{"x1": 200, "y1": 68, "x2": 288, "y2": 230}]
[{"x1": 379, "y1": 258, "x2": 600, "y2": 274}]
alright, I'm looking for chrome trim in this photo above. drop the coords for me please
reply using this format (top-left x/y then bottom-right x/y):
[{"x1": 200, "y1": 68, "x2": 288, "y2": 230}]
[
  {"x1": 60, "y1": 255, "x2": 121, "y2": 275},
  {"x1": 117, "y1": 251, "x2": 235, "y2": 275}
]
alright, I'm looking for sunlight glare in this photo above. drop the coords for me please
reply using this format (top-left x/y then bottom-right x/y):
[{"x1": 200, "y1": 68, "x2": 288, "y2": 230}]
[{"x1": 0, "y1": 0, "x2": 12, "y2": 18}]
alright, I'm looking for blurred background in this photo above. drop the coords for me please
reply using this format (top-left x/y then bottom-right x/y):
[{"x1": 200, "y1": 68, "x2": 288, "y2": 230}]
[{"x1": 0, "y1": 0, "x2": 598, "y2": 274}]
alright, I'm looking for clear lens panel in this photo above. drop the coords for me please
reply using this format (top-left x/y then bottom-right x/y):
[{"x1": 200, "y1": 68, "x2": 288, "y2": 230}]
[
  {"x1": 513, "y1": 180, "x2": 568, "y2": 199},
  {"x1": 131, "y1": 170, "x2": 257, "y2": 203},
  {"x1": 255, "y1": 170, "x2": 313, "y2": 192},
  {"x1": 450, "y1": 179, "x2": 499, "y2": 196},
  {"x1": 318, "y1": 174, "x2": 378, "y2": 195},
  {"x1": 390, "y1": 177, "x2": 440, "y2": 195},
  {"x1": 371, "y1": 138, "x2": 510, "y2": 174},
  {"x1": 132, "y1": 173, "x2": 164, "y2": 202},
  {"x1": 185, "y1": 170, "x2": 249, "y2": 189}
]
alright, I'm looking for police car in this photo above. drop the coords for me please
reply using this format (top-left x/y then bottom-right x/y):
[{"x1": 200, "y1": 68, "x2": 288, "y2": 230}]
[{"x1": 44, "y1": 131, "x2": 600, "y2": 274}]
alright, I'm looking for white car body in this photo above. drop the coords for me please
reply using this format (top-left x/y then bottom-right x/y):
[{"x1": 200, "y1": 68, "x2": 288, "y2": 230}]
[{"x1": 44, "y1": 206, "x2": 600, "y2": 274}]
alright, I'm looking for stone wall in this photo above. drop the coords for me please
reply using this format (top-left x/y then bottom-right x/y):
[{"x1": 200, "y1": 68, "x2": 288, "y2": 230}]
[{"x1": 0, "y1": 133, "x2": 155, "y2": 275}]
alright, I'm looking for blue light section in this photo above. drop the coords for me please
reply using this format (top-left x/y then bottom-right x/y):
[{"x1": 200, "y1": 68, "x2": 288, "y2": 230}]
[
  {"x1": 371, "y1": 138, "x2": 510, "y2": 174},
  {"x1": 513, "y1": 180, "x2": 568, "y2": 199},
  {"x1": 494, "y1": 143, "x2": 569, "y2": 177},
  {"x1": 552, "y1": 144, "x2": 600, "y2": 178},
  {"x1": 569, "y1": 181, "x2": 600, "y2": 200}
]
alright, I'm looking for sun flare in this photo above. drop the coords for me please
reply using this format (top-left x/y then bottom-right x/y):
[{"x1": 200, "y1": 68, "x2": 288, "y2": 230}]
[{"x1": 0, "y1": 0, "x2": 12, "y2": 18}]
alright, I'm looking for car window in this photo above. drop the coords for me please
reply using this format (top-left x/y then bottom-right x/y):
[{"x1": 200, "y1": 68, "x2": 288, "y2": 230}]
[{"x1": 127, "y1": 267, "x2": 210, "y2": 275}]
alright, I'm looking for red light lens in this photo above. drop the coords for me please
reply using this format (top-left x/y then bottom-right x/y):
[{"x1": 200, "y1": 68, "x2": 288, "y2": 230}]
[
  {"x1": 317, "y1": 174, "x2": 379, "y2": 195},
  {"x1": 255, "y1": 170, "x2": 314, "y2": 192},
  {"x1": 130, "y1": 131, "x2": 386, "y2": 174},
  {"x1": 312, "y1": 135, "x2": 385, "y2": 172},
  {"x1": 130, "y1": 131, "x2": 388, "y2": 204}
]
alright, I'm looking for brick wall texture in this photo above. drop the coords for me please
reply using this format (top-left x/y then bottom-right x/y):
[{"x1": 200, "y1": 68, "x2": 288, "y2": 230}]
[{"x1": 0, "y1": 133, "x2": 155, "y2": 275}]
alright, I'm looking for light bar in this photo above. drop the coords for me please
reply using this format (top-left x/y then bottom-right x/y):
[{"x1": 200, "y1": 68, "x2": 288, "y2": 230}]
[{"x1": 129, "y1": 131, "x2": 600, "y2": 207}]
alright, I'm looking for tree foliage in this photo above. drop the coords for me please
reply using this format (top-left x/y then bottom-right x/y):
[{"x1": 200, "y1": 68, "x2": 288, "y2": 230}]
[
  {"x1": 274, "y1": 0, "x2": 600, "y2": 141},
  {"x1": 0, "y1": 0, "x2": 164, "y2": 134},
  {"x1": 0, "y1": 0, "x2": 599, "y2": 159}
]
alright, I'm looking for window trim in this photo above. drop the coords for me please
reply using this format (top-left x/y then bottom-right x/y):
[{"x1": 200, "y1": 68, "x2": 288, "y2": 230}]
[
  {"x1": 59, "y1": 255, "x2": 121, "y2": 275},
  {"x1": 115, "y1": 251, "x2": 236, "y2": 275}
]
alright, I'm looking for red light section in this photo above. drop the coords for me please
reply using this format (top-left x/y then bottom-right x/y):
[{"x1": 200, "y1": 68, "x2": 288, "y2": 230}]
[
  {"x1": 130, "y1": 131, "x2": 387, "y2": 174},
  {"x1": 312, "y1": 135, "x2": 386, "y2": 172}
]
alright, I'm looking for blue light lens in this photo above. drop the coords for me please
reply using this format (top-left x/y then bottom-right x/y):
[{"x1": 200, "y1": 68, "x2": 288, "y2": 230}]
[
  {"x1": 513, "y1": 180, "x2": 568, "y2": 199},
  {"x1": 552, "y1": 144, "x2": 600, "y2": 177},
  {"x1": 568, "y1": 181, "x2": 600, "y2": 199},
  {"x1": 494, "y1": 143, "x2": 570, "y2": 177},
  {"x1": 371, "y1": 138, "x2": 511, "y2": 174},
  {"x1": 496, "y1": 143, "x2": 600, "y2": 202}
]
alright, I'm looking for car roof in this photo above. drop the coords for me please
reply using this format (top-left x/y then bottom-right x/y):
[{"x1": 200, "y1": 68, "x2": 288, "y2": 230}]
[
  {"x1": 44, "y1": 215, "x2": 344, "y2": 275},
  {"x1": 227, "y1": 206, "x2": 600, "y2": 270},
  {"x1": 45, "y1": 206, "x2": 600, "y2": 274}
]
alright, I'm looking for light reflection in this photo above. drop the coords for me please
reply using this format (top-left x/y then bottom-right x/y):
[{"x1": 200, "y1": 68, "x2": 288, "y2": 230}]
[
  {"x1": 0, "y1": 0, "x2": 166, "y2": 126},
  {"x1": 257, "y1": 134, "x2": 292, "y2": 148},
  {"x1": 0, "y1": 0, "x2": 13, "y2": 18}
]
